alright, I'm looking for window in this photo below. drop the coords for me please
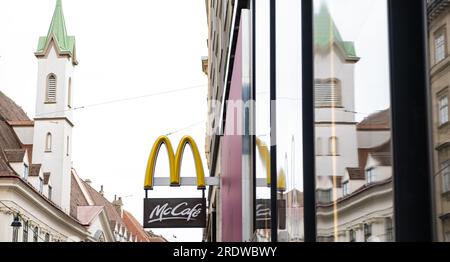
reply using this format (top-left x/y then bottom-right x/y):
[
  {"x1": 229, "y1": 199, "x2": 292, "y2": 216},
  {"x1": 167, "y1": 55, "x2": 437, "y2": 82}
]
[
  {"x1": 45, "y1": 233, "x2": 50, "y2": 242},
  {"x1": 317, "y1": 189, "x2": 332, "y2": 204},
  {"x1": 23, "y1": 164, "x2": 29, "y2": 180},
  {"x1": 23, "y1": 221, "x2": 28, "y2": 242},
  {"x1": 435, "y1": 29, "x2": 446, "y2": 63},
  {"x1": 12, "y1": 220, "x2": 19, "y2": 242},
  {"x1": 441, "y1": 161, "x2": 450, "y2": 193},
  {"x1": 45, "y1": 132, "x2": 52, "y2": 152},
  {"x1": 33, "y1": 227, "x2": 38, "y2": 242},
  {"x1": 48, "y1": 185, "x2": 52, "y2": 200},
  {"x1": 46, "y1": 74, "x2": 57, "y2": 103},
  {"x1": 316, "y1": 137, "x2": 323, "y2": 155},
  {"x1": 366, "y1": 168, "x2": 375, "y2": 184},
  {"x1": 342, "y1": 181, "x2": 349, "y2": 196},
  {"x1": 68, "y1": 78, "x2": 72, "y2": 108},
  {"x1": 364, "y1": 223, "x2": 372, "y2": 242},
  {"x1": 39, "y1": 177, "x2": 43, "y2": 193},
  {"x1": 329, "y1": 136, "x2": 338, "y2": 155},
  {"x1": 438, "y1": 95, "x2": 448, "y2": 125},
  {"x1": 315, "y1": 78, "x2": 342, "y2": 107},
  {"x1": 349, "y1": 229, "x2": 356, "y2": 242},
  {"x1": 385, "y1": 217, "x2": 394, "y2": 242},
  {"x1": 66, "y1": 136, "x2": 70, "y2": 156}
]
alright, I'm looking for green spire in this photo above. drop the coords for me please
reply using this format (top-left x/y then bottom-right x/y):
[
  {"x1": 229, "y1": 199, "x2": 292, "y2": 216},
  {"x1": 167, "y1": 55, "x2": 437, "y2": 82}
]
[
  {"x1": 314, "y1": 4, "x2": 358, "y2": 61},
  {"x1": 36, "y1": 0, "x2": 77, "y2": 64}
]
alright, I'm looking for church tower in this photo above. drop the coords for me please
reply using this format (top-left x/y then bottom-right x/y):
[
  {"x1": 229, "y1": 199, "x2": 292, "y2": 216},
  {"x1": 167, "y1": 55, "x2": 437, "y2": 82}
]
[
  {"x1": 32, "y1": 0, "x2": 77, "y2": 213},
  {"x1": 314, "y1": 5, "x2": 359, "y2": 185}
]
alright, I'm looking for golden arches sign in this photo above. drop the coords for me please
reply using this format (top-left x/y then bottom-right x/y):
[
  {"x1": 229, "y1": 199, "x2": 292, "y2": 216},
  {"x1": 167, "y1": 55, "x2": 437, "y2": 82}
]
[
  {"x1": 255, "y1": 138, "x2": 286, "y2": 191},
  {"x1": 144, "y1": 136, "x2": 205, "y2": 190}
]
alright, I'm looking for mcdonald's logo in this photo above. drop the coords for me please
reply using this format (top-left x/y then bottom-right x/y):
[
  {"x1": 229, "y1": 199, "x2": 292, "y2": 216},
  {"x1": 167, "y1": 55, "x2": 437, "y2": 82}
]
[
  {"x1": 256, "y1": 138, "x2": 286, "y2": 191},
  {"x1": 144, "y1": 136, "x2": 205, "y2": 190}
]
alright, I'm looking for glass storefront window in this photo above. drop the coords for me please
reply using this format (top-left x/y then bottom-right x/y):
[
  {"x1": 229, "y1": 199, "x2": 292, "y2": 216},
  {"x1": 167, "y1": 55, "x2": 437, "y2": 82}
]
[{"x1": 313, "y1": 0, "x2": 393, "y2": 242}]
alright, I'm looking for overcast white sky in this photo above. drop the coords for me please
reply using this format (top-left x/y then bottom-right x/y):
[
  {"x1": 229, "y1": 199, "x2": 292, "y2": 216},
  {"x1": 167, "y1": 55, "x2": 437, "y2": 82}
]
[{"x1": 0, "y1": 0, "x2": 389, "y2": 242}]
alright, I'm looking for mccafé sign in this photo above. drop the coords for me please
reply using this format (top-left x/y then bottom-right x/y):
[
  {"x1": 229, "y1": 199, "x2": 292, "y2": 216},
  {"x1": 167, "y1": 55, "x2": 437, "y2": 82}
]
[
  {"x1": 144, "y1": 198, "x2": 206, "y2": 228},
  {"x1": 143, "y1": 135, "x2": 207, "y2": 228}
]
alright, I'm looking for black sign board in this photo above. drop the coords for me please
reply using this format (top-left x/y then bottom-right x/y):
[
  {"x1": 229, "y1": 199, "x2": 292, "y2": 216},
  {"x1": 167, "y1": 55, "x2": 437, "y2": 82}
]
[
  {"x1": 255, "y1": 199, "x2": 286, "y2": 230},
  {"x1": 143, "y1": 198, "x2": 206, "y2": 228}
]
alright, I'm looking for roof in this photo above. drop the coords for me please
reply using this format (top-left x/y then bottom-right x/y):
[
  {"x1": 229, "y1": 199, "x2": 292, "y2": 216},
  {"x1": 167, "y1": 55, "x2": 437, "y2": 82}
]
[
  {"x1": 36, "y1": 0, "x2": 77, "y2": 64},
  {"x1": 0, "y1": 91, "x2": 31, "y2": 170},
  {"x1": 347, "y1": 140, "x2": 392, "y2": 181},
  {"x1": 70, "y1": 172, "x2": 90, "y2": 218},
  {"x1": 76, "y1": 206, "x2": 104, "y2": 226},
  {"x1": 78, "y1": 177, "x2": 126, "y2": 230},
  {"x1": 123, "y1": 210, "x2": 167, "y2": 242},
  {"x1": 0, "y1": 91, "x2": 30, "y2": 122},
  {"x1": 357, "y1": 109, "x2": 390, "y2": 130},
  {"x1": 29, "y1": 164, "x2": 41, "y2": 177},
  {"x1": 347, "y1": 167, "x2": 365, "y2": 180},
  {"x1": 3, "y1": 149, "x2": 26, "y2": 163},
  {"x1": 314, "y1": 4, "x2": 358, "y2": 60},
  {"x1": 6, "y1": 120, "x2": 34, "y2": 127}
]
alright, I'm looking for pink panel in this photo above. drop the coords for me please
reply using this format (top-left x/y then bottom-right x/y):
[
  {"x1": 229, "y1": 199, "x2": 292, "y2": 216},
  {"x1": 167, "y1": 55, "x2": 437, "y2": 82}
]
[{"x1": 220, "y1": 19, "x2": 244, "y2": 242}]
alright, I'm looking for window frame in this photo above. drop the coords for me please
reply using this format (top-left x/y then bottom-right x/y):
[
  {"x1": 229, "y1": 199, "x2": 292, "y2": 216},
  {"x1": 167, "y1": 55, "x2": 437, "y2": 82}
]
[
  {"x1": 364, "y1": 223, "x2": 372, "y2": 242},
  {"x1": 434, "y1": 26, "x2": 447, "y2": 64},
  {"x1": 438, "y1": 93, "x2": 449, "y2": 126},
  {"x1": 45, "y1": 73, "x2": 57, "y2": 103},
  {"x1": 366, "y1": 167, "x2": 375, "y2": 184},
  {"x1": 328, "y1": 136, "x2": 339, "y2": 156},
  {"x1": 314, "y1": 78, "x2": 342, "y2": 108},
  {"x1": 68, "y1": 77, "x2": 72, "y2": 108},
  {"x1": 33, "y1": 226, "x2": 38, "y2": 242},
  {"x1": 441, "y1": 160, "x2": 450, "y2": 194},
  {"x1": 23, "y1": 220, "x2": 28, "y2": 242},
  {"x1": 48, "y1": 185, "x2": 53, "y2": 200},
  {"x1": 39, "y1": 177, "x2": 44, "y2": 193},
  {"x1": 45, "y1": 132, "x2": 52, "y2": 152},
  {"x1": 23, "y1": 164, "x2": 29, "y2": 180},
  {"x1": 342, "y1": 181, "x2": 349, "y2": 196}
]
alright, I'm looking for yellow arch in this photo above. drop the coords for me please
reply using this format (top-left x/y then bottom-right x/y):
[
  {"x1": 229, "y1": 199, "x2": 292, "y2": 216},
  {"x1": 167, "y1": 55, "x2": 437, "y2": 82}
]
[
  {"x1": 256, "y1": 138, "x2": 271, "y2": 187},
  {"x1": 173, "y1": 136, "x2": 205, "y2": 189},
  {"x1": 144, "y1": 136, "x2": 175, "y2": 190},
  {"x1": 256, "y1": 138, "x2": 287, "y2": 191},
  {"x1": 144, "y1": 136, "x2": 205, "y2": 190}
]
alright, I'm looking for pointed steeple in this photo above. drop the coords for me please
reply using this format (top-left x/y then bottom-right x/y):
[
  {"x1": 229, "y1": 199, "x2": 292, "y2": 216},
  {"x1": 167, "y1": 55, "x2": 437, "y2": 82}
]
[
  {"x1": 36, "y1": 0, "x2": 77, "y2": 65},
  {"x1": 314, "y1": 4, "x2": 358, "y2": 61}
]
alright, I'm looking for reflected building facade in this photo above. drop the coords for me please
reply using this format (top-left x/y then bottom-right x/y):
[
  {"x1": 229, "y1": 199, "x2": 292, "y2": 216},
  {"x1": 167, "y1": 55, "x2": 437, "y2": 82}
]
[{"x1": 427, "y1": 0, "x2": 450, "y2": 242}]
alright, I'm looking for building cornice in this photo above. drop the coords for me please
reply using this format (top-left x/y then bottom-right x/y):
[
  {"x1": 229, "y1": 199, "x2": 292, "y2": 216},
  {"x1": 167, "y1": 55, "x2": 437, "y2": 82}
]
[{"x1": 34, "y1": 117, "x2": 74, "y2": 127}]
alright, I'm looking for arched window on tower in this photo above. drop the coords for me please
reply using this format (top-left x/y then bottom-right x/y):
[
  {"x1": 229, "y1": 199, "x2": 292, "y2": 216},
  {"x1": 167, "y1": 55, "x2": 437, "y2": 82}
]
[
  {"x1": 46, "y1": 74, "x2": 57, "y2": 103},
  {"x1": 329, "y1": 136, "x2": 339, "y2": 156},
  {"x1": 68, "y1": 78, "x2": 72, "y2": 108},
  {"x1": 45, "y1": 133, "x2": 52, "y2": 152}
]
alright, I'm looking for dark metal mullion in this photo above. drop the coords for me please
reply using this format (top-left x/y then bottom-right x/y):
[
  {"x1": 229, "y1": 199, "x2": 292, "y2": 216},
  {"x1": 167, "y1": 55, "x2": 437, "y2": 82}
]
[
  {"x1": 270, "y1": 0, "x2": 278, "y2": 242},
  {"x1": 301, "y1": 0, "x2": 316, "y2": 242},
  {"x1": 387, "y1": 0, "x2": 433, "y2": 241}
]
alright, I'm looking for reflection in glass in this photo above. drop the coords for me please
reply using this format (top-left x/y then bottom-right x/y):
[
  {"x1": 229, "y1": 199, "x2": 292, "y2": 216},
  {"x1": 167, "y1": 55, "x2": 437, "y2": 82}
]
[
  {"x1": 314, "y1": 0, "x2": 393, "y2": 242},
  {"x1": 276, "y1": 0, "x2": 303, "y2": 242},
  {"x1": 254, "y1": 0, "x2": 272, "y2": 242},
  {"x1": 427, "y1": 0, "x2": 450, "y2": 242}
]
